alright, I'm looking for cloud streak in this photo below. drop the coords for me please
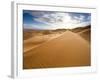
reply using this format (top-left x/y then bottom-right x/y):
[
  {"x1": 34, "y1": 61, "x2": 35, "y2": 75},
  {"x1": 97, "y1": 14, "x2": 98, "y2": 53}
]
[{"x1": 23, "y1": 10, "x2": 91, "y2": 30}]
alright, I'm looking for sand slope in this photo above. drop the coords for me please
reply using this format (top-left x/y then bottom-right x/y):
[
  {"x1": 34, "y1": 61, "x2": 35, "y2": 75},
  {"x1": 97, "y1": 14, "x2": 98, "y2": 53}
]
[
  {"x1": 24, "y1": 33, "x2": 65, "y2": 53},
  {"x1": 23, "y1": 31, "x2": 90, "y2": 69},
  {"x1": 78, "y1": 29, "x2": 90, "y2": 42}
]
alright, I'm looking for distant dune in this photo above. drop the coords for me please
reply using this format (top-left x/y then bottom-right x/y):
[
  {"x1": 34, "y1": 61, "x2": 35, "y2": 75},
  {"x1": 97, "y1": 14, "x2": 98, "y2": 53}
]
[
  {"x1": 71, "y1": 25, "x2": 90, "y2": 33},
  {"x1": 23, "y1": 26, "x2": 91, "y2": 69},
  {"x1": 71, "y1": 25, "x2": 91, "y2": 42},
  {"x1": 78, "y1": 28, "x2": 90, "y2": 42}
]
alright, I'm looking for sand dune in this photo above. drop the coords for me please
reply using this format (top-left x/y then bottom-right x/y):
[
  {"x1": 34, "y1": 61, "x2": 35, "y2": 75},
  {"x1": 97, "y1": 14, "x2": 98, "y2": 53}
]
[
  {"x1": 24, "y1": 36, "x2": 48, "y2": 53},
  {"x1": 24, "y1": 33, "x2": 66, "y2": 53},
  {"x1": 71, "y1": 25, "x2": 90, "y2": 42},
  {"x1": 23, "y1": 31, "x2": 90, "y2": 69},
  {"x1": 78, "y1": 29, "x2": 90, "y2": 42}
]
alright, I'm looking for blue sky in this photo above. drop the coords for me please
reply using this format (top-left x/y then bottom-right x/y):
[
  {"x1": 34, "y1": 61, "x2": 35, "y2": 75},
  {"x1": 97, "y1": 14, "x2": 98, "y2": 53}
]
[{"x1": 23, "y1": 10, "x2": 91, "y2": 30}]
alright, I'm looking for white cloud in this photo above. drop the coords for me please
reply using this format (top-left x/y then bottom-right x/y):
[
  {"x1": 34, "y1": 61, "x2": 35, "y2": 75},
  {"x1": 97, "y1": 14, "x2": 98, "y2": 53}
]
[
  {"x1": 79, "y1": 15, "x2": 85, "y2": 21},
  {"x1": 33, "y1": 12, "x2": 90, "y2": 29}
]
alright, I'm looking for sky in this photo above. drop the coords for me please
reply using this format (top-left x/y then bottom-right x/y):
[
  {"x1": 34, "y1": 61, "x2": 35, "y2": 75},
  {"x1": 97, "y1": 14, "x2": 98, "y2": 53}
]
[{"x1": 23, "y1": 10, "x2": 91, "y2": 30}]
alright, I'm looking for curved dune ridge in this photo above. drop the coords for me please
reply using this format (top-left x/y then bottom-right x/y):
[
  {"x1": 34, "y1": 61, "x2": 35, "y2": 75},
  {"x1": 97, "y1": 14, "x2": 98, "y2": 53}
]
[{"x1": 23, "y1": 30, "x2": 90, "y2": 69}]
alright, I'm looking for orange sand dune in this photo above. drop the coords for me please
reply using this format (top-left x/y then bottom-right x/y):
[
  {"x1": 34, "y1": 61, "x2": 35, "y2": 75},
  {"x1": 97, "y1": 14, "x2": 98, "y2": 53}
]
[
  {"x1": 23, "y1": 31, "x2": 90, "y2": 69},
  {"x1": 78, "y1": 29, "x2": 90, "y2": 42},
  {"x1": 24, "y1": 33, "x2": 65, "y2": 53}
]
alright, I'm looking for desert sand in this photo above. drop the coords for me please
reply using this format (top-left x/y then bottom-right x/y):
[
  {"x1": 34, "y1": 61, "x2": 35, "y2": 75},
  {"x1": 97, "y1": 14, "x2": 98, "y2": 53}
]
[
  {"x1": 24, "y1": 33, "x2": 65, "y2": 53},
  {"x1": 23, "y1": 27, "x2": 90, "y2": 69}
]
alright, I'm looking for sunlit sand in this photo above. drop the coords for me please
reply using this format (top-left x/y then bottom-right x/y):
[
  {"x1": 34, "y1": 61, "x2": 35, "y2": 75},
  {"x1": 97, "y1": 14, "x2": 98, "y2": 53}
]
[{"x1": 23, "y1": 26, "x2": 90, "y2": 69}]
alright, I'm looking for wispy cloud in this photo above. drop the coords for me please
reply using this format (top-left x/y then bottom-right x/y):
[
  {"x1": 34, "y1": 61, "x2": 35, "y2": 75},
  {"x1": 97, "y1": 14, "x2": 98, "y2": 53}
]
[{"x1": 23, "y1": 10, "x2": 91, "y2": 30}]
